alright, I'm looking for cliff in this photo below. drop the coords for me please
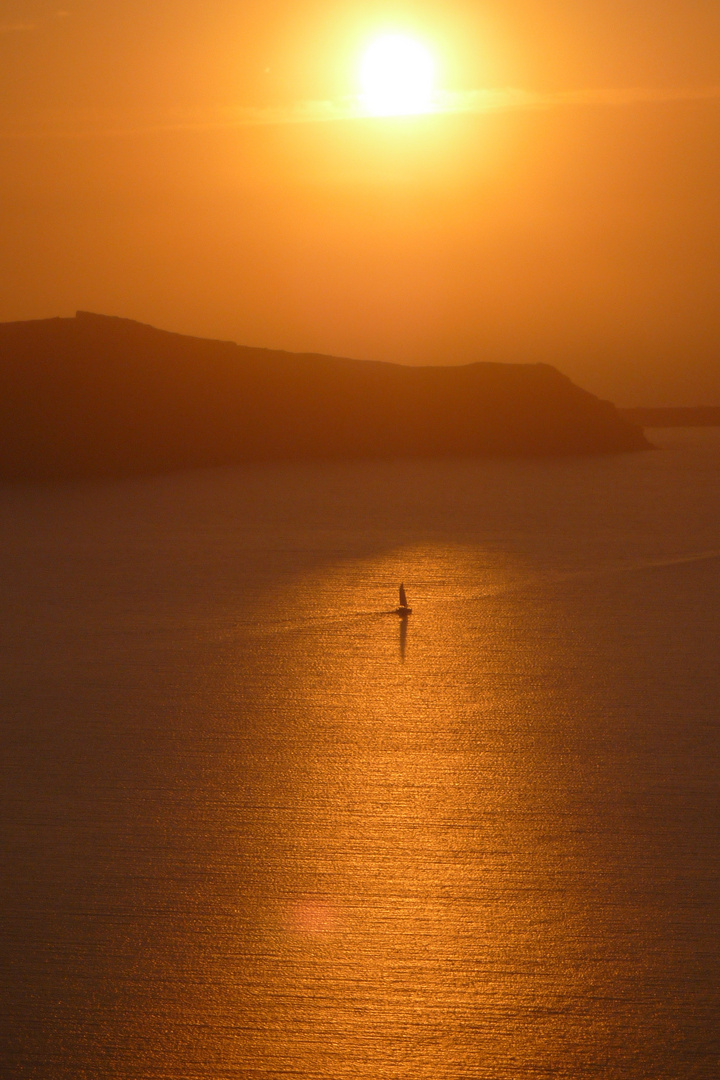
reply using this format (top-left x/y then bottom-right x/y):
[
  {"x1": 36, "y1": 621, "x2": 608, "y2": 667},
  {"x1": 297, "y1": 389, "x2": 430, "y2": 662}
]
[{"x1": 0, "y1": 312, "x2": 649, "y2": 480}]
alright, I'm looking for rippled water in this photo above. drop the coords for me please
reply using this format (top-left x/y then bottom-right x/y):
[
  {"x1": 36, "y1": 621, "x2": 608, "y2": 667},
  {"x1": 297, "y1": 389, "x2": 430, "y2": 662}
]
[{"x1": 1, "y1": 428, "x2": 720, "y2": 1078}]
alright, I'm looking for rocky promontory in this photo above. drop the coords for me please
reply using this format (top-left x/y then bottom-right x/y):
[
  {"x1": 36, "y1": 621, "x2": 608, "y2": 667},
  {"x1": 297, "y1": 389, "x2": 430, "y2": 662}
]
[{"x1": 0, "y1": 312, "x2": 649, "y2": 480}]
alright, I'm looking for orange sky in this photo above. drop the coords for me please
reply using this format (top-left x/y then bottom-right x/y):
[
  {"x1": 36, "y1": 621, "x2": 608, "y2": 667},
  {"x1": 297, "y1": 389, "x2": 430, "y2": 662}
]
[{"x1": 1, "y1": 1, "x2": 719, "y2": 405}]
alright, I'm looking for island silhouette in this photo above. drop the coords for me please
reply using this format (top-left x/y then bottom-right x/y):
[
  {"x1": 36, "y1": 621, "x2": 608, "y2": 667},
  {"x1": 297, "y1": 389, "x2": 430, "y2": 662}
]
[{"x1": 0, "y1": 311, "x2": 649, "y2": 481}]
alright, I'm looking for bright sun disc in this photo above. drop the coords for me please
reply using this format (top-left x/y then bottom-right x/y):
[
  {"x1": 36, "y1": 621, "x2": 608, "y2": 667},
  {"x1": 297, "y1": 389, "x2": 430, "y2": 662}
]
[{"x1": 360, "y1": 35, "x2": 435, "y2": 116}]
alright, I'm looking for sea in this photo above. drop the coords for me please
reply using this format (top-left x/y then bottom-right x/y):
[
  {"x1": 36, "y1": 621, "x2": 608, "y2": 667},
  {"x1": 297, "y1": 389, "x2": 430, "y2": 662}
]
[{"x1": 1, "y1": 426, "x2": 719, "y2": 1079}]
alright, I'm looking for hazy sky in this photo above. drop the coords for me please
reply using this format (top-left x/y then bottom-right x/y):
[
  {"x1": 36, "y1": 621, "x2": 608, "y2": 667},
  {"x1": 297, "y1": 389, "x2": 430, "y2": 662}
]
[{"x1": 2, "y1": 1, "x2": 719, "y2": 404}]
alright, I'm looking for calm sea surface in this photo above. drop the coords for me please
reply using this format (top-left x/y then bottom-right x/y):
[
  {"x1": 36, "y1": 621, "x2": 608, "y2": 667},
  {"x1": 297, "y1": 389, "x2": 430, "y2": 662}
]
[{"x1": 1, "y1": 428, "x2": 720, "y2": 1079}]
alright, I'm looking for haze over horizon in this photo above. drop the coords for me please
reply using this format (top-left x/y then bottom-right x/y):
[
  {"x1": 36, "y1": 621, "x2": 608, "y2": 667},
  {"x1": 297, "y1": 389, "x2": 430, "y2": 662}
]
[{"x1": 2, "y1": 1, "x2": 720, "y2": 406}]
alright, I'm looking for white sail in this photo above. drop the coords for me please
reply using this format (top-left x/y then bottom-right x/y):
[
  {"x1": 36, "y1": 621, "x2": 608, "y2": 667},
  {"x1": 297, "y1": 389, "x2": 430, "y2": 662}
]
[{"x1": 399, "y1": 583, "x2": 408, "y2": 608}]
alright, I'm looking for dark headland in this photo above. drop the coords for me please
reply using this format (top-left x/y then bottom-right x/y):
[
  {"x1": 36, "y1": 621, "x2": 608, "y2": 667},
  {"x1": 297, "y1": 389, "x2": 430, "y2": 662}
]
[{"x1": 0, "y1": 312, "x2": 648, "y2": 481}]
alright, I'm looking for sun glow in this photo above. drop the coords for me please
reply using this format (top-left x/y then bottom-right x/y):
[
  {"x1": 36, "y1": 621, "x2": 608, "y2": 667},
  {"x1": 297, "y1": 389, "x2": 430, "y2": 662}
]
[{"x1": 360, "y1": 35, "x2": 436, "y2": 116}]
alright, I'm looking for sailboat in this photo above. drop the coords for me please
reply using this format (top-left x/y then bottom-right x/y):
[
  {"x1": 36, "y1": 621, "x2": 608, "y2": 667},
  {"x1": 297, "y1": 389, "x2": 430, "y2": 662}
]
[{"x1": 396, "y1": 582, "x2": 412, "y2": 616}]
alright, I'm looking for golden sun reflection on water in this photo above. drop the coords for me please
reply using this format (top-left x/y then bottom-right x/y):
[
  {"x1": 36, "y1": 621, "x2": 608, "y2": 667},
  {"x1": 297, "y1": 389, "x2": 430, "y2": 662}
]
[{"x1": 226, "y1": 543, "x2": 592, "y2": 1075}]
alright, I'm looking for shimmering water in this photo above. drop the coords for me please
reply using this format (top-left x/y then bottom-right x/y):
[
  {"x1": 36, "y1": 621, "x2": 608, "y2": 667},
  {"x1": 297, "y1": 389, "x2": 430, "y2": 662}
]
[{"x1": 1, "y1": 428, "x2": 720, "y2": 1079}]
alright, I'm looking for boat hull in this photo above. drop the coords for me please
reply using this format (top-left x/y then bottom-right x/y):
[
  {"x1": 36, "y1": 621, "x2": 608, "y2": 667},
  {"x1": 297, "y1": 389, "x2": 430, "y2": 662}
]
[{"x1": 395, "y1": 607, "x2": 412, "y2": 616}]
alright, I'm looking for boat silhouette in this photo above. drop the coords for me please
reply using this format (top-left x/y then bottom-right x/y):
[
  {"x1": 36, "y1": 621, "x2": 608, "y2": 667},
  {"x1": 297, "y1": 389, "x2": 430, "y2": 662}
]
[{"x1": 396, "y1": 583, "x2": 412, "y2": 616}]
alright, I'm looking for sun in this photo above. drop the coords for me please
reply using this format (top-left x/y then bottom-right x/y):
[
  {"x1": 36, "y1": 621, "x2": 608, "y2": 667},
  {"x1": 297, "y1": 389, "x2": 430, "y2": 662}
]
[{"x1": 360, "y1": 35, "x2": 435, "y2": 116}]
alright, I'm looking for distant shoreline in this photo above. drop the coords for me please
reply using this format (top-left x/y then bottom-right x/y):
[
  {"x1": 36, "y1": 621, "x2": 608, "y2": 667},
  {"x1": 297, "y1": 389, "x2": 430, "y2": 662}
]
[{"x1": 621, "y1": 407, "x2": 720, "y2": 429}]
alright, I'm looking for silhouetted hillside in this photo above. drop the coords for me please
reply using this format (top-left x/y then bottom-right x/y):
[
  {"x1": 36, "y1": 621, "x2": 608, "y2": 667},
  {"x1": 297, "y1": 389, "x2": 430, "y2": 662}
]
[
  {"x1": 0, "y1": 312, "x2": 649, "y2": 480},
  {"x1": 622, "y1": 407, "x2": 720, "y2": 428}
]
